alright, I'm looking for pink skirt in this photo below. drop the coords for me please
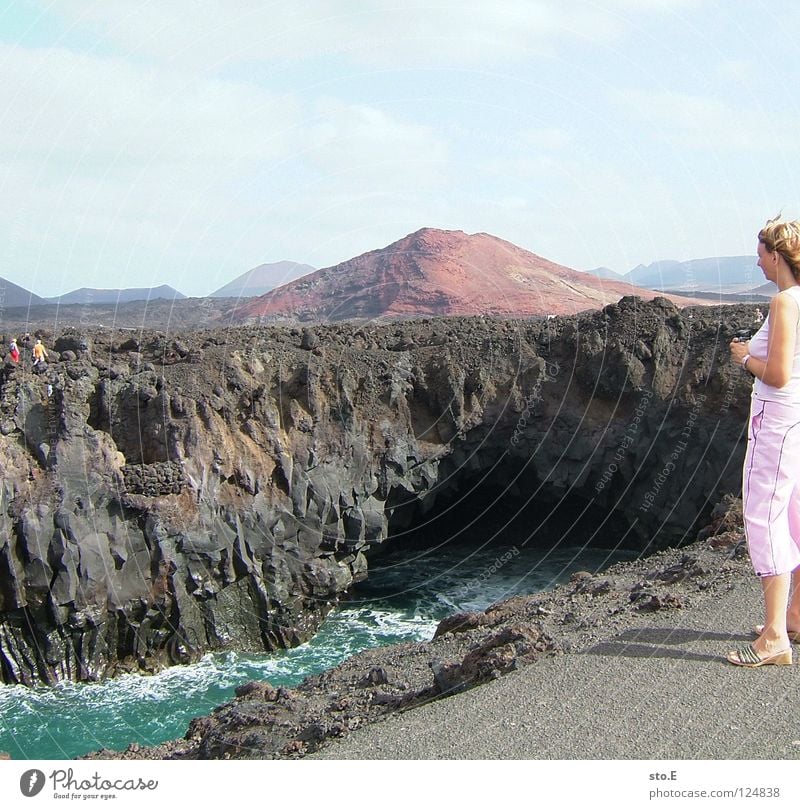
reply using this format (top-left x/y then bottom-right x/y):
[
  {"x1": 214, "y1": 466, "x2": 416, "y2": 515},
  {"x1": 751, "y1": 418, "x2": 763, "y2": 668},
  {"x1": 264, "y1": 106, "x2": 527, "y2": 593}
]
[{"x1": 743, "y1": 397, "x2": 800, "y2": 576}]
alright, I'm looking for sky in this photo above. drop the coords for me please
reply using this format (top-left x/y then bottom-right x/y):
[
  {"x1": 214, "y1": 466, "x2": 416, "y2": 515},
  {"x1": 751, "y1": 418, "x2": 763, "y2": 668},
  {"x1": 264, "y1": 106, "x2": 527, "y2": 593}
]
[{"x1": 1, "y1": 0, "x2": 798, "y2": 298}]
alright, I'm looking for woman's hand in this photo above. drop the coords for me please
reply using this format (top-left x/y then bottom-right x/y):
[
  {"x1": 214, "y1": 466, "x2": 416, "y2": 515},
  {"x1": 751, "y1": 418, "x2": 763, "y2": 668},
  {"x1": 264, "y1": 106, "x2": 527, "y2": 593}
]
[{"x1": 730, "y1": 339, "x2": 750, "y2": 365}]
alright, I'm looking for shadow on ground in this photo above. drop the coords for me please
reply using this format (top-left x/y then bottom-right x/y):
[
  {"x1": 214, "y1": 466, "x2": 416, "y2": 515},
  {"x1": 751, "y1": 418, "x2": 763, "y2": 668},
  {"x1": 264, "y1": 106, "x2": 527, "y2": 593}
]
[{"x1": 583, "y1": 627, "x2": 751, "y2": 663}]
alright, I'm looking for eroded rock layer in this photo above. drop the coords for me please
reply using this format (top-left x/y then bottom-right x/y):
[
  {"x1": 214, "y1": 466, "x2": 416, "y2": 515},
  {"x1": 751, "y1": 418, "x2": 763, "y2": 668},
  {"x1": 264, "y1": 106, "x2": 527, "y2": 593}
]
[{"x1": 0, "y1": 297, "x2": 758, "y2": 684}]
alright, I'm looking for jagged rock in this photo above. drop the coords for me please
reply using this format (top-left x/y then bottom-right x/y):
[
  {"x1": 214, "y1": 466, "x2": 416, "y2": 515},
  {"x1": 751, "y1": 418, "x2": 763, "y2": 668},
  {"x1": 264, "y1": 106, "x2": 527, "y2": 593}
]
[
  {"x1": 570, "y1": 572, "x2": 594, "y2": 593},
  {"x1": 281, "y1": 740, "x2": 306, "y2": 756},
  {"x1": 430, "y1": 624, "x2": 553, "y2": 694},
  {"x1": 75, "y1": 523, "x2": 752, "y2": 761},
  {"x1": 235, "y1": 681, "x2": 280, "y2": 701},
  {"x1": 697, "y1": 495, "x2": 743, "y2": 540},
  {"x1": 358, "y1": 666, "x2": 390, "y2": 687},
  {"x1": 300, "y1": 328, "x2": 319, "y2": 350},
  {"x1": 118, "y1": 337, "x2": 141, "y2": 352},
  {"x1": 634, "y1": 593, "x2": 684, "y2": 611},
  {"x1": 628, "y1": 579, "x2": 685, "y2": 611},
  {"x1": 433, "y1": 611, "x2": 489, "y2": 638},
  {"x1": 54, "y1": 332, "x2": 91, "y2": 356},
  {"x1": 708, "y1": 530, "x2": 744, "y2": 550},
  {"x1": 588, "y1": 579, "x2": 615, "y2": 596}
]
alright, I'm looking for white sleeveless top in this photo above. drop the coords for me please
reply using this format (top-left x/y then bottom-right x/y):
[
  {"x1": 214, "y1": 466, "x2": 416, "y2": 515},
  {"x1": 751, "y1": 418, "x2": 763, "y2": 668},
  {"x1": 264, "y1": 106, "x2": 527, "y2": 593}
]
[{"x1": 751, "y1": 285, "x2": 800, "y2": 404}]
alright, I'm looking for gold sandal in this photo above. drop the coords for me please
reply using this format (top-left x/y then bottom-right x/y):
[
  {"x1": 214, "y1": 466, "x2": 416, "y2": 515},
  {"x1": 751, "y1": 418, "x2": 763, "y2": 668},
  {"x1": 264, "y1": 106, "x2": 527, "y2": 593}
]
[{"x1": 727, "y1": 644, "x2": 792, "y2": 667}]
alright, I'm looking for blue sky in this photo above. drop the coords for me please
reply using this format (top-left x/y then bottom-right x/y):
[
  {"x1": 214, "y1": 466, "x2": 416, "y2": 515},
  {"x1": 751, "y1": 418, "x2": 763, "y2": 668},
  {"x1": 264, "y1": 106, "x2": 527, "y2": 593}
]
[{"x1": 1, "y1": 0, "x2": 798, "y2": 297}]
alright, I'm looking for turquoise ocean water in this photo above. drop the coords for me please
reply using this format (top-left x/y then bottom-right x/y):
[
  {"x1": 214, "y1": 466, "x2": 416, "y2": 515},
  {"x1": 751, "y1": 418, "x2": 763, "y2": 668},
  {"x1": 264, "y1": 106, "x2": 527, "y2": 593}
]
[{"x1": 0, "y1": 538, "x2": 636, "y2": 760}]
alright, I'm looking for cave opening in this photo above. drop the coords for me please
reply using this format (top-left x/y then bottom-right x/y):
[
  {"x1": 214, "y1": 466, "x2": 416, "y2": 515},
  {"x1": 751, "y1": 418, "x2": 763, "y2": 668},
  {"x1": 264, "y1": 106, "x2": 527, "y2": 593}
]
[
  {"x1": 384, "y1": 460, "x2": 637, "y2": 557},
  {"x1": 350, "y1": 458, "x2": 641, "y2": 621},
  {"x1": 351, "y1": 459, "x2": 642, "y2": 619}
]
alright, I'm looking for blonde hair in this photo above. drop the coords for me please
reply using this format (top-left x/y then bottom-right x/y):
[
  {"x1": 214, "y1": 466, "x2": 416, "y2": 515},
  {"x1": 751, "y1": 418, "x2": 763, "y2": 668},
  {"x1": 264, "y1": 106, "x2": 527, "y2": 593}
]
[{"x1": 759, "y1": 215, "x2": 800, "y2": 279}]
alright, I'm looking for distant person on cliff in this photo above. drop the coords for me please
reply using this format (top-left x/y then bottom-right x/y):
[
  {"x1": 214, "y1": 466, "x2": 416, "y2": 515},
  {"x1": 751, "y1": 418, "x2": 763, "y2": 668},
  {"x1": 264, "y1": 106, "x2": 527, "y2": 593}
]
[
  {"x1": 32, "y1": 338, "x2": 48, "y2": 373},
  {"x1": 728, "y1": 215, "x2": 800, "y2": 667},
  {"x1": 32, "y1": 338, "x2": 47, "y2": 364}
]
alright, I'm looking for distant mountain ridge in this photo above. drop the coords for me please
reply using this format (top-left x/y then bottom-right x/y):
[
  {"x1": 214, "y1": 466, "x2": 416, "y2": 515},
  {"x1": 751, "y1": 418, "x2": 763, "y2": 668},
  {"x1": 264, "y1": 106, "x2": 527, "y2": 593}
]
[
  {"x1": 628, "y1": 255, "x2": 761, "y2": 292},
  {"x1": 0, "y1": 276, "x2": 48, "y2": 307},
  {"x1": 48, "y1": 285, "x2": 186, "y2": 305},
  {"x1": 209, "y1": 261, "x2": 316, "y2": 298},
  {"x1": 589, "y1": 255, "x2": 760, "y2": 294},
  {"x1": 236, "y1": 227, "x2": 701, "y2": 323},
  {"x1": 588, "y1": 267, "x2": 628, "y2": 282}
]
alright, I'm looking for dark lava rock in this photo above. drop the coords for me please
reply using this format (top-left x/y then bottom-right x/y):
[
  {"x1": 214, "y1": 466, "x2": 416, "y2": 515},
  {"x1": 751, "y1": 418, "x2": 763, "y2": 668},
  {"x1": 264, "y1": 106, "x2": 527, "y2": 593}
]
[
  {"x1": 300, "y1": 328, "x2": 319, "y2": 350},
  {"x1": 359, "y1": 666, "x2": 390, "y2": 687},
  {"x1": 629, "y1": 582, "x2": 685, "y2": 611},
  {"x1": 235, "y1": 681, "x2": 280, "y2": 702},
  {"x1": 430, "y1": 624, "x2": 554, "y2": 695},
  {"x1": 433, "y1": 611, "x2": 489, "y2": 638},
  {"x1": 77, "y1": 521, "x2": 754, "y2": 761}
]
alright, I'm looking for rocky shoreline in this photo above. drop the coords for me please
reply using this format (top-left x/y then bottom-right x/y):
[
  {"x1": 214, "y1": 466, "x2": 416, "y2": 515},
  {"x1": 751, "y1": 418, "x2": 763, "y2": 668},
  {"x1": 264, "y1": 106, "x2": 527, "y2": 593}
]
[{"x1": 79, "y1": 497, "x2": 749, "y2": 760}]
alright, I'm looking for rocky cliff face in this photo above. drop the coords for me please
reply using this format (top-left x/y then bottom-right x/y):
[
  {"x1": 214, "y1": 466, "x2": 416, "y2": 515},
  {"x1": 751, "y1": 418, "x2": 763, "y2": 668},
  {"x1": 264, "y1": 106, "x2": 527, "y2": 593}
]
[{"x1": 0, "y1": 298, "x2": 759, "y2": 685}]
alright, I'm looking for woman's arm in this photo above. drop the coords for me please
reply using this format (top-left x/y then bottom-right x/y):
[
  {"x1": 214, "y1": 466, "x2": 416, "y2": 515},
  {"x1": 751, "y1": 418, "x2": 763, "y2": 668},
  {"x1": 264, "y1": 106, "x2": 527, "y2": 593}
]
[{"x1": 733, "y1": 293, "x2": 799, "y2": 387}]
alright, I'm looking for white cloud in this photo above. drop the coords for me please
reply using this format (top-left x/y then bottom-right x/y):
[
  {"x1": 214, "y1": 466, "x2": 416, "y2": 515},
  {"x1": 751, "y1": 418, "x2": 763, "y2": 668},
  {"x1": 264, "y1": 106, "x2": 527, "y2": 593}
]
[
  {"x1": 52, "y1": 0, "x2": 632, "y2": 69},
  {"x1": 714, "y1": 59, "x2": 753, "y2": 82},
  {"x1": 520, "y1": 127, "x2": 575, "y2": 150},
  {"x1": 0, "y1": 45, "x2": 297, "y2": 164},
  {"x1": 607, "y1": 0, "x2": 703, "y2": 9},
  {"x1": 610, "y1": 87, "x2": 800, "y2": 155},
  {"x1": 304, "y1": 99, "x2": 450, "y2": 191}
]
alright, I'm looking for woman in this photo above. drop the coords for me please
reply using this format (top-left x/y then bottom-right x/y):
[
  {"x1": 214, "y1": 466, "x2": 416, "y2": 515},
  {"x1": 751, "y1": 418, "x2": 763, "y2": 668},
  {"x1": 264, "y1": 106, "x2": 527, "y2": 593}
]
[{"x1": 728, "y1": 216, "x2": 800, "y2": 667}]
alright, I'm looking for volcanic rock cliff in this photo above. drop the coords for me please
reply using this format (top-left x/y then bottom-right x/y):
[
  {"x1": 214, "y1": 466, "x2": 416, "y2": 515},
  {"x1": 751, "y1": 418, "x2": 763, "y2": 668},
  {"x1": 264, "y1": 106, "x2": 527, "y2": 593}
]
[{"x1": 0, "y1": 297, "x2": 759, "y2": 685}]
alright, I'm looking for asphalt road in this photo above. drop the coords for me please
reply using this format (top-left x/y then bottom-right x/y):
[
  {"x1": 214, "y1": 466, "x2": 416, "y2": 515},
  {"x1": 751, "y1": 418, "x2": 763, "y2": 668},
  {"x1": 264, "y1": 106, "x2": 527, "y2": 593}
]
[{"x1": 311, "y1": 574, "x2": 800, "y2": 760}]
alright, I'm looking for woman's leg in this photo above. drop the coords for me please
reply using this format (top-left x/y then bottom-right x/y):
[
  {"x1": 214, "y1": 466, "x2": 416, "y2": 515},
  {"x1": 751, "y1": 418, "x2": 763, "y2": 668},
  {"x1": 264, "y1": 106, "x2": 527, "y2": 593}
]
[
  {"x1": 755, "y1": 573, "x2": 791, "y2": 654},
  {"x1": 786, "y1": 566, "x2": 800, "y2": 631}
]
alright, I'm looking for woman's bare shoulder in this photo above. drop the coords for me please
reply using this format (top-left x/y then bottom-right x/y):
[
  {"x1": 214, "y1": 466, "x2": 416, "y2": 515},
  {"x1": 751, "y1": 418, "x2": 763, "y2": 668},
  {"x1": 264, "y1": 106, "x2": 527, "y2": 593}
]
[{"x1": 771, "y1": 288, "x2": 800, "y2": 316}]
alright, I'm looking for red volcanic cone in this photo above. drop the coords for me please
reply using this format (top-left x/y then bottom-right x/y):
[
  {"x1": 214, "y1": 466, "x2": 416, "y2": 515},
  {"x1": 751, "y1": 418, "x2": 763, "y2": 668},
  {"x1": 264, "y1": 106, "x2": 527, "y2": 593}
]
[{"x1": 236, "y1": 228, "x2": 698, "y2": 322}]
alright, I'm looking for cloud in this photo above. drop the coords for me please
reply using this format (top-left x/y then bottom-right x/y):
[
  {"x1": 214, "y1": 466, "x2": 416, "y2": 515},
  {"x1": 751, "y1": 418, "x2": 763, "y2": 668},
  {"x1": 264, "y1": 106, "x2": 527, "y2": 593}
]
[
  {"x1": 519, "y1": 127, "x2": 575, "y2": 151},
  {"x1": 714, "y1": 59, "x2": 753, "y2": 82},
  {"x1": 304, "y1": 99, "x2": 450, "y2": 191},
  {"x1": 610, "y1": 87, "x2": 800, "y2": 154},
  {"x1": 0, "y1": 45, "x2": 297, "y2": 165},
  {"x1": 51, "y1": 0, "x2": 634, "y2": 69}
]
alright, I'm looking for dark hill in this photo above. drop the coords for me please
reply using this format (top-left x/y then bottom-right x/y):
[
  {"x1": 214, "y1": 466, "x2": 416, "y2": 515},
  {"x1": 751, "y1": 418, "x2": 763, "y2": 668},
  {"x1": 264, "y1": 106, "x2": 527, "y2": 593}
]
[
  {"x1": 0, "y1": 276, "x2": 47, "y2": 307},
  {"x1": 48, "y1": 285, "x2": 186, "y2": 305}
]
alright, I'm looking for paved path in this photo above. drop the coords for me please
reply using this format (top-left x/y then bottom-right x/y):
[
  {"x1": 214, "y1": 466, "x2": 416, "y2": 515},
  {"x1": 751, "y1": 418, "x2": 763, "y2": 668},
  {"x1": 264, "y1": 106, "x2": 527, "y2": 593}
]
[{"x1": 312, "y1": 576, "x2": 800, "y2": 759}]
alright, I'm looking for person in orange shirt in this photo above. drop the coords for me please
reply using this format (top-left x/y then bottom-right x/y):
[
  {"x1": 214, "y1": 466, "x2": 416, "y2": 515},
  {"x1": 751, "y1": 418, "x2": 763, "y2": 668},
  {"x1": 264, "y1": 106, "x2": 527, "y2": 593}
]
[{"x1": 32, "y1": 338, "x2": 48, "y2": 367}]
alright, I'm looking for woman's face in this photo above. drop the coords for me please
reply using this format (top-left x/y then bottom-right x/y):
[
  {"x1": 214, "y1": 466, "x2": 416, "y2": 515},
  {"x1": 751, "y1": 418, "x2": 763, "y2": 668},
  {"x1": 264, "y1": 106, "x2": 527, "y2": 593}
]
[{"x1": 757, "y1": 241, "x2": 777, "y2": 282}]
